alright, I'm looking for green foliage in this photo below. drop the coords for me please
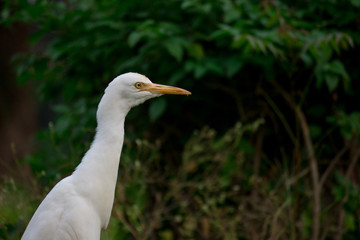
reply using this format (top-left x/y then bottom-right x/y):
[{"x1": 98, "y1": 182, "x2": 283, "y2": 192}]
[
  {"x1": 332, "y1": 172, "x2": 360, "y2": 234},
  {"x1": 332, "y1": 172, "x2": 360, "y2": 212},
  {"x1": 327, "y1": 111, "x2": 360, "y2": 140},
  {"x1": 1, "y1": 0, "x2": 360, "y2": 239},
  {"x1": 0, "y1": 179, "x2": 40, "y2": 240},
  {"x1": 112, "y1": 120, "x2": 283, "y2": 239}
]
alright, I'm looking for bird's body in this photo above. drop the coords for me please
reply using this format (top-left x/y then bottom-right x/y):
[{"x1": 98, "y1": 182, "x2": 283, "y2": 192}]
[{"x1": 22, "y1": 73, "x2": 190, "y2": 240}]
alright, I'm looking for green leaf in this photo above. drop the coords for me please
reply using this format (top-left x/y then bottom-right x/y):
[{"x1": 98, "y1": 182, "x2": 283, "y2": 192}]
[
  {"x1": 350, "y1": 0, "x2": 360, "y2": 7},
  {"x1": 348, "y1": 112, "x2": 360, "y2": 135},
  {"x1": 187, "y1": 43, "x2": 204, "y2": 60},
  {"x1": 345, "y1": 213, "x2": 356, "y2": 231},
  {"x1": 327, "y1": 111, "x2": 360, "y2": 139},
  {"x1": 309, "y1": 124, "x2": 322, "y2": 139},
  {"x1": 54, "y1": 116, "x2": 71, "y2": 135},
  {"x1": 53, "y1": 104, "x2": 69, "y2": 114},
  {"x1": 331, "y1": 60, "x2": 351, "y2": 91},
  {"x1": 168, "y1": 70, "x2": 186, "y2": 85},
  {"x1": 331, "y1": 186, "x2": 344, "y2": 201},
  {"x1": 194, "y1": 65, "x2": 206, "y2": 79},
  {"x1": 164, "y1": 39, "x2": 183, "y2": 62},
  {"x1": 159, "y1": 230, "x2": 174, "y2": 240},
  {"x1": 325, "y1": 75, "x2": 339, "y2": 92},
  {"x1": 149, "y1": 98, "x2": 167, "y2": 121},
  {"x1": 300, "y1": 52, "x2": 313, "y2": 66},
  {"x1": 220, "y1": 153, "x2": 237, "y2": 188},
  {"x1": 128, "y1": 31, "x2": 143, "y2": 48},
  {"x1": 224, "y1": 57, "x2": 243, "y2": 77}
]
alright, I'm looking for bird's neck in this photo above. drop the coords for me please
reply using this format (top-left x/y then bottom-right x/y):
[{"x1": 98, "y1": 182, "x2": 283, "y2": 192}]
[
  {"x1": 75, "y1": 97, "x2": 129, "y2": 180},
  {"x1": 80, "y1": 119, "x2": 125, "y2": 180},
  {"x1": 72, "y1": 96, "x2": 130, "y2": 227}
]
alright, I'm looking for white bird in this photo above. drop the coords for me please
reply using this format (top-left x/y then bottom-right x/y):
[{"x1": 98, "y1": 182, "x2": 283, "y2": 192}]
[{"x1": 22, "y1": 72, "x2": 191, "y2": 240}]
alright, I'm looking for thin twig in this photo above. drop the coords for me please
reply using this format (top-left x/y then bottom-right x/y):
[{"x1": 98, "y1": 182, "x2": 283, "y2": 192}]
[
  {"x1": 319, "y1": 145, "x2": 349, "y2": 190},
  {"x1": 113, "y1": 207, "x2": 140, "y2": 239},
  {"x1": 285, "y1": 168, "x2": 309, "y2": 188},
  {"x1": 336, "y1": 143, "x2": 360, "y2": 240},
  {"x1": 114, "y1": 185, "x2": 140, "y2": 239},
  {"x1": 345, "y1": 144, "x2": 360, "y2": 179},
  {"x1": 142, "y1": 193, "x2": 164, "y2": 239},
  {"x1": 253, "y1": 126, "x2": 264, "y2": 177},
  {"x1": 261, "y1": 90, "x2": 297, "y2": 145},
  {"x1": 271, "y1": 81, "x2": 320, "y2": 240}
]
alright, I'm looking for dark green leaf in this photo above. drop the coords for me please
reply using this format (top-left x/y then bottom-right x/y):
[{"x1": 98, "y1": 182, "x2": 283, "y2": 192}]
[
  {"x1": 325, "y1": 75, "x2": 339, "y2": 92},
  {"x1": 149, "y1": 98, "x2": 167, "y2": 121},
  {"x1": 128, "y1": 31, "x2": 143, "y2": 48},
  {"x1": 164, "y1": 39, "x2": 183, "y2": 62}
]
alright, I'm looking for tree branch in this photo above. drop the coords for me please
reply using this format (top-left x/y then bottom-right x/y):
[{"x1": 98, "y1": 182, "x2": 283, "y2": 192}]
[{"x1": 271, "y1": 81, "x2": 320, "y2": 240}]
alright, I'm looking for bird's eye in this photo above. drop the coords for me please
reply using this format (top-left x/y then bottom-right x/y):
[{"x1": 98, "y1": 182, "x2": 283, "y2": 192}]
[{"x1": 135, "y1": 82, "x2": 142, "y2": 89}]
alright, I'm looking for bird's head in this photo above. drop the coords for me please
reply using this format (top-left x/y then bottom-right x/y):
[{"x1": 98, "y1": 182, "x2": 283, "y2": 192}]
[
  {"x1": 99, "y1": 72, "x2": 191, "y2": 119},
  {"x1": 107, "y1": 72, "x2": 191, "y2": 108}
]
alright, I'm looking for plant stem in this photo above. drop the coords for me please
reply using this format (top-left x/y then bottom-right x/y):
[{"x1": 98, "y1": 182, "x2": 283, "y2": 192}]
[{"x1": 271, "y1": 81, "x2": 320, "y2": 240}]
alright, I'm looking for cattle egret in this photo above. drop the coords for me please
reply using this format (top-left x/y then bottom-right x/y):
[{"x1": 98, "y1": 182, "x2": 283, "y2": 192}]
[{"x1": 22, "y1": 72, "x2": 191, "y2": 240}]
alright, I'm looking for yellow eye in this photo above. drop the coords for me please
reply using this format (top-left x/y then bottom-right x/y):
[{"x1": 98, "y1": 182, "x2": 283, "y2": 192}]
[{"x1": 135, "y1": 82, "x2": 142, "y2": 89}]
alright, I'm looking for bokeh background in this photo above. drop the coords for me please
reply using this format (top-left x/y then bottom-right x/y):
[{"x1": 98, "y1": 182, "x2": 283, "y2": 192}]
[{"x1": 1, "y1": 0, "x2": 360, "y2": 239}]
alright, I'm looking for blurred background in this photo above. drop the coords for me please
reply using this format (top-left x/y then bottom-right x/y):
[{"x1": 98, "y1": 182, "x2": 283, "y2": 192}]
[{"x1": 1, "y1": 0, "x2": 360, "y2": 239}]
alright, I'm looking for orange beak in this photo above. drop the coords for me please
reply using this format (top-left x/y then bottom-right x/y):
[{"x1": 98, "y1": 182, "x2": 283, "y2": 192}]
[{"x1": 140, "y1": 83, "x2": 191, "y2": 96}]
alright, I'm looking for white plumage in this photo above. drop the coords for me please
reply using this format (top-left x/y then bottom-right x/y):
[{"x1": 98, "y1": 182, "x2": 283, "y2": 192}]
[{"x1": 22, "y1": 72, "x2": 191, "y2": 240}]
